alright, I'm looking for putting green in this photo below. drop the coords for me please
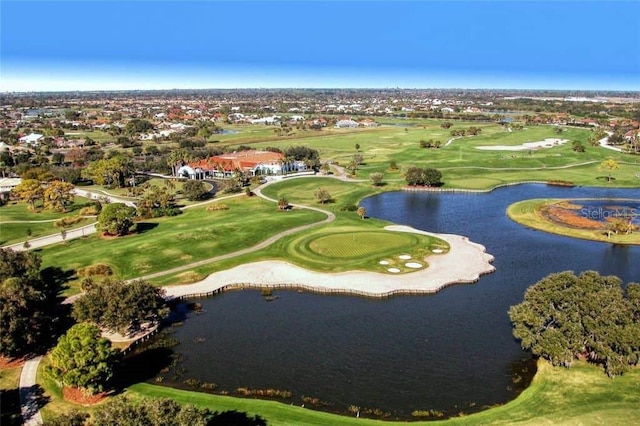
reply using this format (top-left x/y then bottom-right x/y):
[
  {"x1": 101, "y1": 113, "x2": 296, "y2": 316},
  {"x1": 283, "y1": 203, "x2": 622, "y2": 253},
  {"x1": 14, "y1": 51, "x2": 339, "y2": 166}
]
[{"x1": 308, "y1": 231, "x2": 414, "y2": 259}]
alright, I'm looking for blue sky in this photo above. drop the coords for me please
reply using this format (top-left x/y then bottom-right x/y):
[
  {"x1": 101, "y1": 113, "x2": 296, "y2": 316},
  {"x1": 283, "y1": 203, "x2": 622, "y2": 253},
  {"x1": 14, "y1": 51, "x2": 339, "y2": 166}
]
[{"x1": 1, "y1": 1, "x2": 639, "y2": 91}]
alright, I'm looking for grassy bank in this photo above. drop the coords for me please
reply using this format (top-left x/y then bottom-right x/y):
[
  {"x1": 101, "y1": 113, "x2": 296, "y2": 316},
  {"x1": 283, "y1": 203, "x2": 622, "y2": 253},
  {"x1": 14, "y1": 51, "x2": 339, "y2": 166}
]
[
  {"x1": 507, "y1": 198, "x2": 640, "y2": 245},
  {"x1": 121, "y1": 361, "x2": 640, "y2": 426}
]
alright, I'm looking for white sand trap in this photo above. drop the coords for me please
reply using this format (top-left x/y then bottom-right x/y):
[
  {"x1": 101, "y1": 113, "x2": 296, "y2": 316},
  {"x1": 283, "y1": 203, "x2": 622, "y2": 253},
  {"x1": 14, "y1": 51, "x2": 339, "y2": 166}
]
[
  {"x1": 379, "y1": 260, "x2": 389, "y2": 265},
  {"x1": 398, "y1": 254, "x2": 412, "y2": 260},
  {"x1": 405, "y1": 262, "x2": 423, "y2": 269},
  {"x1": 432, "y1": 248, "x2": 443, "y2": 253},
  {"x1": 476, "y1": 138, "x2": 569, "y2": 151},
  {"x1": 387, "y1": 267, "x2": 401, "y2": 273}
]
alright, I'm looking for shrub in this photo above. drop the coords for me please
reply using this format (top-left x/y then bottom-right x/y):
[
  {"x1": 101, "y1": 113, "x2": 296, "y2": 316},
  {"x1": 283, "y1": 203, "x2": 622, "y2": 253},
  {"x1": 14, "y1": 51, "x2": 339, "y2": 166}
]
[
  {"x1": 77, "y1": 263, "x2": 113, "y2": 278},
  {"x1": 206, "y1": 204, "x2": 229, "y2": 211},
  {"x1": 54, "y1": 215, "x2": 84, "y2": 228}
]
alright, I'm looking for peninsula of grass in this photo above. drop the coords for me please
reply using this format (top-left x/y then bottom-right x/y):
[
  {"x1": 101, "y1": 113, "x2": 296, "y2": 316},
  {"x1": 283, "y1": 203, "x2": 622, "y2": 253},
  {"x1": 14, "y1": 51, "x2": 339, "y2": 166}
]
[{"x1": 507, "y1": 198, "x2": 640, "y2": 245}]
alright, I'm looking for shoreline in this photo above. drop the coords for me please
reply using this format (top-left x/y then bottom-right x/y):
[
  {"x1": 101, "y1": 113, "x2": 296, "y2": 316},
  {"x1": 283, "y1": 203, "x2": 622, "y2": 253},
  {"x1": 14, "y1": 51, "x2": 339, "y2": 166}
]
[{"x1": 164, "y1": 225, "x2": 496, "y2": 300}]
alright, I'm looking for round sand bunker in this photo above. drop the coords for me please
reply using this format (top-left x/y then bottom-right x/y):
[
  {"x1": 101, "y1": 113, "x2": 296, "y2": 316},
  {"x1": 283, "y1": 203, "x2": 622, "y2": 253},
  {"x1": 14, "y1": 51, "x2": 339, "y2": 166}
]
[
  {"x1": 379, "y1": 260, "x2": 389, "y2": 265},
  {"x1": 398, "y1": 254, "x2": 412, "y2": 260},
  {"x1": 387, "y1": 268, "x2": 401, "y2": 273},
  {"x1": 432, "y1": 248, "x2": 443, "y2": 253},
  {"x1": 405, "y1": 262, "x2": 423, "y2": 269}
]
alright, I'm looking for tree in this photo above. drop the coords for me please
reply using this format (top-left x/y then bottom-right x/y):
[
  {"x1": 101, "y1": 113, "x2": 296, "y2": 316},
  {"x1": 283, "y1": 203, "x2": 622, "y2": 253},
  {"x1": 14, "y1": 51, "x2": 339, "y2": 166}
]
[
  {"x1": 405, "y1": 167, "x2": 442, "y2": 186},
  {"x1": 97, "y1": 203, "x2": 136, "y2": 236},
  {"x1": 509, "y1": 271, "x2": 640, "y2": 376},
  {"x1": 571, "y1": 141, "x2": 586, "y2": 152},
  {"x1": 357, "y1": 206, "x2": 366, "y2": 219},
  {"x1": 369, "y1": 172, "x2": 384, "y2": 186},
  {"x1": 183, "y1": 180, "x2": 208, "y2": 201},
  {"x1": 355, "y1": 143, "x2": 360, "y2": 151},
  {"x1": 440, "y1": 122, "x2": 452, "y2": 129},
  {"x1": 73, "y1": 279, "x2": 168, "y2": 335},
  {"x1": 44, "y1": 180, "x2": 75, "y2": 212},
  {"x1": 599, "y1": 158, "x2": 619, "y2": 182},
  {"x1": 11, "y1": 179, "x2": 44, "y2": 211},
  {"x1": 277, "y1": 196, "x2": 289, "y2": 210},
  {"x1": 46, "y1": 322, "x2": 120, "y2": 394},
  {"x1": 83, "y1": 156, "x2": 134, "y2": 188},
  {"x1": 314, "y1": 187, "x2": 332, "y2": 204},
  {"x1": 0, "y1": 249, "x2": 58, "y2": 357}
]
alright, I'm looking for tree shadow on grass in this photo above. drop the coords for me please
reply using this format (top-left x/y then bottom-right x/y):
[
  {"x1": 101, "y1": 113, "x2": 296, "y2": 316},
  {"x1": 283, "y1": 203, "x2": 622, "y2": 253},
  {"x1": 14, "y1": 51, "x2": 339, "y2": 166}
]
[
  {"x1": 135, "y1": 222, "x2": 159, "y2": 234},
  {"x1": 18, "y1": 385, "x2": 50, "y2": 423},
  {"x1": 209, "y1": 410, "x2": 267, "y2": 426},
  {"x1": 111, "y1": 348, "x2": 174, "y2": 392},
  {"x1": 595, "y1": 176, "x2": 616, "y2": 182},
  {"x1": 0, "y1": 388, "x2": 22, "y2": 426}
]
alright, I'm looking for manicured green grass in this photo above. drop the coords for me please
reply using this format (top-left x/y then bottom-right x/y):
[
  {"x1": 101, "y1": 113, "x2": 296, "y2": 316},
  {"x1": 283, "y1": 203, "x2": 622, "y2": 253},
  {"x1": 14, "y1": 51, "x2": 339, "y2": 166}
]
[
  {"x1": 122, "y1": 361, "x2": 640, "y2": 426},
  {"x1": 0, "y1": 197, "x2": 93, "y2": 245},
  {"x1": 0, "y1": 196, "x2": 91, "y2": 221},
  {"x1": 507, "y1": 198, "x2": 640, "y2": 245},
  {"x1": 39, "y1": 196, "x2": 326, "y2": 295},
  {"x1": 287, "y1": 226, "x2": 447, "y2": 273},
  {"x1": 0, "y1": 218, "x2": 94, "y2": 246}
]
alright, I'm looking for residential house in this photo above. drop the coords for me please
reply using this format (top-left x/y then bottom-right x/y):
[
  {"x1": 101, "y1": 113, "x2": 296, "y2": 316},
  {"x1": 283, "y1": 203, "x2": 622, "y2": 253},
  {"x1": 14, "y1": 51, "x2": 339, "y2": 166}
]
[{"x1": 18, "y1": 133, "x2": 44, "y2": 146}]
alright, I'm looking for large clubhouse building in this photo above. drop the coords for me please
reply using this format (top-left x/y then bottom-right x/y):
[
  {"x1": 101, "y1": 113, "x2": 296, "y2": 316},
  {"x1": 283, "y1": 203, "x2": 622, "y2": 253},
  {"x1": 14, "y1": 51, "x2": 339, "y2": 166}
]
[{"x1": 176, "y1": 150, "x2": 308, "y2": 179}]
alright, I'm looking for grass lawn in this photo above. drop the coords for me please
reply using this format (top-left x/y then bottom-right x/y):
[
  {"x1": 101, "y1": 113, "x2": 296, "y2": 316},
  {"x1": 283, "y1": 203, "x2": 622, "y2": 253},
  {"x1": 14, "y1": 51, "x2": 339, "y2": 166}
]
[
  {"x1": 0, "y1": 197, "x2": 93, "y2": 245},
  {"x1": 119, "y1": 360, "x2": 640, "y2": 426},
  {"x1": 507, "y1": 198, "x2": 640, "y2": 245},
  {"x1": 39, "y1": 196, "x2": 326, "y2": 295},
  {"x1": 0, "y1": 196, "x2": 92, "y2": 221}
]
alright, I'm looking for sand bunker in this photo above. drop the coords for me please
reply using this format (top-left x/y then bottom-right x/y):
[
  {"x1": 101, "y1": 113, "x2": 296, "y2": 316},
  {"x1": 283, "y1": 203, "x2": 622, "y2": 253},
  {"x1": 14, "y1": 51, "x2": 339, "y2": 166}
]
[
  {"x1": 405, "y1": 262, "x2": 423, "y2": 269},
  {"x1": 476, "y1": 138, "x2": 569, "y2": 151},
  {"x1": 398, "y1": 254, "x2": 412, "y2": 260},
  {"x1": 432, "y1": 248, "x2": 443, "y2": 253},
  {"x1": 387, "y1": 268, "x2": 401, "y2": 273},
  {"x1": 379, "y1": 260, "x2": 389, "y2": 265}
]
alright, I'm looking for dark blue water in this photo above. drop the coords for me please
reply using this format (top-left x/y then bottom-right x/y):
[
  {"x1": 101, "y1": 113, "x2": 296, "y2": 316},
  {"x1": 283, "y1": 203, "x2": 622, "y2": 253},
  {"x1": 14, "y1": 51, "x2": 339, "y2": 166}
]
[{"x1": 144, "y1": 184, "x2": 640, "y2": 419}]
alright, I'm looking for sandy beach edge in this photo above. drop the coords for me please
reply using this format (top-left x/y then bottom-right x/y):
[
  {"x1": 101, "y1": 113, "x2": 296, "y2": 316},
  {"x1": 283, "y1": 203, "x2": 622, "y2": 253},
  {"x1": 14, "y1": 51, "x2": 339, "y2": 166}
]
[{"x1": 164, "y1": 225, "x2": 495, "y2": 299}]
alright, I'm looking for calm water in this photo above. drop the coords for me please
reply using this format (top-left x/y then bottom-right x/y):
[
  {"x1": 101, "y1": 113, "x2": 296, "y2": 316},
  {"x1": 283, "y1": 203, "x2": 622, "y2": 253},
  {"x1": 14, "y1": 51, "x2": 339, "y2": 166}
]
[{"x1": 140, "y1": 184, "x2": 640, "y2": 419}]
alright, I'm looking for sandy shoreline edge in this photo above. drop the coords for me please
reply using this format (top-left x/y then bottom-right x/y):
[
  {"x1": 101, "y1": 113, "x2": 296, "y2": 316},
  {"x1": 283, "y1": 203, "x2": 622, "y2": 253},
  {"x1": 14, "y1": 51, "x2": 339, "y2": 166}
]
[{"x1": 165, "y1": 225, "x2": 495, "y2": 299}]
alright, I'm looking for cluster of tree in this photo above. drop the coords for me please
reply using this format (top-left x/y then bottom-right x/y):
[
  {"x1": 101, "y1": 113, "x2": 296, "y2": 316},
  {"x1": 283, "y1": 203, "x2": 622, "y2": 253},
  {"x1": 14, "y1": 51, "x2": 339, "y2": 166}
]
[
  {"x1": 73, "y1": 279, "x2": 168, "y2": 335},
  {"x1": 450, "y1": 126, "x2": 482, "y2": 137},
  {"x1": 12, "y1": 179, "x2": 75, "y2": 212},
  {"x1": 135, "y1": 181, "x2": 181, "y2": 218},
  {"x1": 419, "y1": 139, "x2": 442, "y2": 149},
  {"x1": 605, "y1": 218, "x2": 637, "y2": 236},
  {"x1": 183, "y1": 180, "x2": 209, "y2": 201},
  {"x1": 0, "y1": 249, "x2": 60, "y2": 357},
  {"x1": 82, "y1": 156, "x2": 134, "y2": 188},
  {"x1": 404, "y1": 167, "x2": 443, "y2": 186},
  {"x1": 124, "y1": 119, "x2": 154, "y2": 136},
  {"x1": 509, "y1": 271, "x2": 640, "y2": 377},
  {"x1": 283, "y1": 146, "x2": 320, "y2": 168},
  {"x1": 44, "y1": 397, "x2": 267, "y2": 426}
]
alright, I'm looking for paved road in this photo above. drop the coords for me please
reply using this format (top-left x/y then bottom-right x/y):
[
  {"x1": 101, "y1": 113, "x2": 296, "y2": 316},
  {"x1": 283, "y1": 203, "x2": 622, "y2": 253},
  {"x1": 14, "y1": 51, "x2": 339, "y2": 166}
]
[{"x1": 19, "y1": 356, "x2": 43, "y2": 426}]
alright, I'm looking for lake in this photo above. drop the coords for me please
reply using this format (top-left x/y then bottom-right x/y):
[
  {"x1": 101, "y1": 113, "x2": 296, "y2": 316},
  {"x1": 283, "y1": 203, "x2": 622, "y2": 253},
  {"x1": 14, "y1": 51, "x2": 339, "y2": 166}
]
[{"x1": 135, "y1": 184, "x2": 639, "y2": 419}]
